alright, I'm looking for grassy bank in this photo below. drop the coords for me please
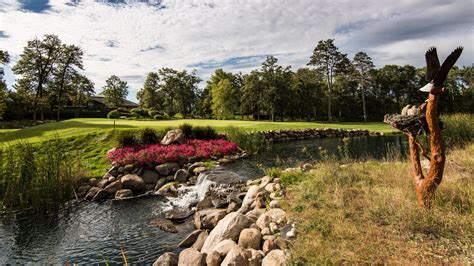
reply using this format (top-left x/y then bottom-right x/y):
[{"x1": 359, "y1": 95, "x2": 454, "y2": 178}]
[
  {"x1": 0, "y1": 118, "x2": 396, "y2": 144},
  {"x1": 280, "y1": 143, "x2": 473, "y2": 264}
]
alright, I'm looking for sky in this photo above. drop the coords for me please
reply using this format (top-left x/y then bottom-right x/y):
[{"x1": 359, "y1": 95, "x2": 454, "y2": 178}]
[{"x1": 0, "y1": 0, "x2": 473, "y2": 101}]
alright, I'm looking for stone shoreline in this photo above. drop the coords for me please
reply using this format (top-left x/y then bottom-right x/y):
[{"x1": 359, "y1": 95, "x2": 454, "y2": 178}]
[{"x1": 258, "y1": 128, "x2": 383, "y2": 142}]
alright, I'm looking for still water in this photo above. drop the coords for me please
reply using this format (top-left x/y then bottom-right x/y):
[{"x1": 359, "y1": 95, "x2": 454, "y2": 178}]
[{"x1": 0, "y1": 135, "x2": 407, "y2": 264}]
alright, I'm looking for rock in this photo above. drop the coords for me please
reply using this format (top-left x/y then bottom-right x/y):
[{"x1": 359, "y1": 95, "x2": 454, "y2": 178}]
[
  {"x1": 154, "y1": 177, "x2": 168, "y2": 191},
  {"x1": 194, "y1": 209, "x2": 227, "y2": 230},
  {"x1": 263, "y1": 235, "x2": 276, "y2": 241},
  {"x1": 153, "y1": 252, "x2": 178, "y2": 266},
  {"x1": 239, "y1": 185, "x2": 261, "y2": 214},
  {"x1": 211, "y1": 239, "x2": 238, "y2": 257},
  {"x1": 77, "y1": 184, "x2": 91, "y2": 194},
  {"x1": 267, "y1": 208, "x2": 287, "y2": 225},
  {"x1": 221, "y1": 246, "x2": 250, "y2": 266},
  {"x1": 256, "y1": 213, "x2": 272, "y2": 230},
  {"x1": 165, "y1": 208, "x2": 194, "y2": 222},
  {"x1": 124, "y1": 164, "x2": 135, "y2": 173},
  {"x1": 191, "y1": 231, "x2": 208, "y2": 251},
  {"x1": 226, "y1": 202, "x2": 239, "y2": 213},
  {"x1": 250, "y1": 223, "x2": 259, "y2": 230},
  {"x1": 280, "y1": 223, "x2": 296, "y2": 239},
  {"x1": 96, "y1": 179, "x2": 109, "y2": 189},
  {"x1": 115, "y1": 189, "x2": 133, "y2": 199},
  {"x1": 149, "y1": 218, "x2": 178, "y2": 233},
  {"x1": 121, "y1": 174, "x2": 146, "y2": 192},
  {"x1": 197, "y1": 170, "x2": 242, "y2": 185},
  {"x1": 248, "y1": 249, "x2": 264, "y2": 266},
  {"x1": 161, "y1": 129, "x2": 185, "y2": 146},
  {"x1": 269, "y1": 200, "x2": 280, "y2": 208},
  {"x1": 178, "y1": 248, "x2": 206, "y2": 266},
  {"x1": 92, "y1": 189, "x2": 109, "y2": 202},
  {"x1": 261, "y1": 227, "x2": 271, "y2": 236},
  {"x1": 218, "y1": 158, "x2": 232, "y2": 165},
  {"x1": 262, "y1": 239, "x2": 277, "y2": 255},
  {"x1": 155, "y1": 162, "x2": 180, "y2": 176},
  {"x1": 196, "y1": 198, "x2": 214, "y2": 211},
  {"x1": 108, "y1": 176, "x2": 116, "y2": 183},
  {"x1": 245, "y1": 208, "x2": 265, "y2": 222},
  {"x1": 262, "y1": 249, "x2": 287, "y2": 266},
  {"x1": 88, "y1": 178, "x2": 98, "y2": 187},
  {"x1": 201, "y1": 212, "x2": 253, "y2": 253},
  {"x1": 238, "y1": 228, "x2": 262, "y2": 250},
  {"x1": 142, "y1": 169, "x2": 160, "y2": 184},
  {"x1": 188, "y1": 162, "x2": 204, "y2": 174},
  {"x1": 104, "y1": 180, "x2": 123, "y2": 194},
  {"x1": 274, "y1": 237, "x2": 292, "y2": 250},
  {"x1": 178, "y1": 230, "x2": 204, "y2": 248},
  {"x1": 264, "y1": 183, "x2": 278, "y2": 193},
  {"x1": 205, "y1": 251, "x2": 222, "y2": 266},
  {"x1": 174, "y1": 169, "x2": 191, "y2": 183},
  {"x1": 258, "y1": 176, "x2": 272, "y2": 189},
  {"x1": 193, "y1": 166, "x2": 207, "y2": 175},
  {"x1": 85, "y1": 187, "x2": 100, "y2": 200}
]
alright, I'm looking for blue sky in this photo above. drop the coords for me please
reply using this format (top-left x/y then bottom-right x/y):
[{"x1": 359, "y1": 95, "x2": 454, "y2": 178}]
[{"x1": 1, "y1": 0, "x2": 472, "y2": 101}]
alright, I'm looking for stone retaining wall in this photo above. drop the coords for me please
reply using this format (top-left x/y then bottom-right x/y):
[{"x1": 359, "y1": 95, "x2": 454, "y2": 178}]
[{"x1": 258, "y1": 128, "x2": 383, "y2": 142}]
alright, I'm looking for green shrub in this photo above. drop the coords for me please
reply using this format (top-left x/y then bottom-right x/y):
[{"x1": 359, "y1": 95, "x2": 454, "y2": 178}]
[
  {"x1": 153, "y1": 114, "x2": 164, "y2": 120},
  {"x1": 107, "y1": 110, "x2": 120, "y2": 119},
  {"x1": 116, "y1": 131, "x2": 138, "y2": 147},
  {"x1": 442, "y1": 113, "x2": 474, "y2": 148},
  {"x1": 178, "y1": 124, "x2": 218, "y2": 140},
  {"x1": 137, "y1": 128, "x2": 160, "y2": 145},
  {"x1": 179, "y1": 123, "x2": 194, "y2": 138},
  {"x1": 225, "y1": 126, "x2": 266, "y2": 154},
  {"x1": 163, "y1": 113, "x2": 170, "y2": 119},
  {"x1": 148, "y1": 109, "x2": 160, "y2": 118},
  {"x1": 173, "y1": 113, "x2": 184, "y2": 119},
  {"x1": 130, "y1": 108, "x2": 149, "y2": 118}
]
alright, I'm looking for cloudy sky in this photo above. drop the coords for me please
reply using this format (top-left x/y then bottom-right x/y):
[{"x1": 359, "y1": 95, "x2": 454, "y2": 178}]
[{"x1": 0, "y1": 0, "x2": 472, "y2": 101}]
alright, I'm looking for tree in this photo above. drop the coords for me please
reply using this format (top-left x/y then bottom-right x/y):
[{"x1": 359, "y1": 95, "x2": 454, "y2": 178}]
[
  {"x1": 241, "y1": 70, "x2": 264, "y2": 120},
  {"x1": 308, "y1": 39, "x2": 350, "y2": 120},
  {"x1": 207, "y1": 69, "x2": 240, "y2": 118},
  {"x1": 290, "y1": 68, "x2": 324, "y2": 120},
  {"x1": 101, "y1": 75, "x2": 128, "y2": 109},
  {"x1": 137, "y1": 72, "x2": 161, "y2": 109},
  {"x1": 69, "y1": 74, "x2": 94, "y2": 117},
  {"x1": 51, "y1": 44, "x2": 84, "y2": 121},
  {"x1": 0, "y1": 50, "x2": 9, "y2": 120},
  {"x1": 352, "y1": 52, "x2": 375, "y2": 122},
  {"x1": 157, "y1": 68, "x2": 200, "y2": 116},
  {"x1": 12, "y1": 34, "x2": 62, "y2": 121}
]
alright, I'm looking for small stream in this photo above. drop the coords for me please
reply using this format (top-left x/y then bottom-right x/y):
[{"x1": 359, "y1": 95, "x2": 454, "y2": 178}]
[{"x1": 0, "y1": 135, "x2": 407, "y2": 264}]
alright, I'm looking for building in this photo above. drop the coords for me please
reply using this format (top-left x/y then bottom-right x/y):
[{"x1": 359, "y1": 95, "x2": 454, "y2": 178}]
[{"x1": 88, "y1": 96, "x2": 139, "y2": 111}]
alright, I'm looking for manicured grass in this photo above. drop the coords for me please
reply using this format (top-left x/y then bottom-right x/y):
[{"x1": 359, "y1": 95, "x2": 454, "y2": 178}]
[
  {"x1": 0, "y1": 118, "x2": 396, "y2": 144},
  {"x1": 280, "y1": 143, "x2": 473, "y2": 264}
]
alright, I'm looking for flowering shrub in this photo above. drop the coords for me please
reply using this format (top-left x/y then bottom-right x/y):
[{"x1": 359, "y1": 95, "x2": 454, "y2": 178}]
[{"x1": 107, "y1": 139, "x2": 239, "y2": 166}]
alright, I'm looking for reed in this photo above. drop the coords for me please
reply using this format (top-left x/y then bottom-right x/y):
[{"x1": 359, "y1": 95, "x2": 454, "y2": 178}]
[{"x1": 225, "y1": 126, "x2": 266, "y2": 154}]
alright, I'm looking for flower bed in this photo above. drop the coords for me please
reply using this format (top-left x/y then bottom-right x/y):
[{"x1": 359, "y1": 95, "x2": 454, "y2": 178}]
[{"x1": 107, "y1": 139, "x2": 239, "y2": 166}]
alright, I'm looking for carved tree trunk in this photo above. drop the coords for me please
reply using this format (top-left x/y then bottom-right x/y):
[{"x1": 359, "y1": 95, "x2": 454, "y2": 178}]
[{"x1": 407, "y1": 92, "x2": 445, "y2": 207}]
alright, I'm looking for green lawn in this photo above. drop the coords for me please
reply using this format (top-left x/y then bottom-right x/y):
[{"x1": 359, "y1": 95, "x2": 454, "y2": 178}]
[{"x1": 0, "y1": 118, "x2": 396, "y2": 144}]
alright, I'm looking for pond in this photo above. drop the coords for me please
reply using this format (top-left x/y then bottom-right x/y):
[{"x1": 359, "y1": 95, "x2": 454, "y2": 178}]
[{"x1": 0, "y1": 135, "x2": 407, "y2": 264}]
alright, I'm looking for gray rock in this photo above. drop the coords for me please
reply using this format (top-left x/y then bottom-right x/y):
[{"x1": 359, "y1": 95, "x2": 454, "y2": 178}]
[
  {"x1": 178, "y1": 248, "x2": 206, "y2": 266},
  {"x1": 115, "y1": 189, "x2": 133, "y2": 199},
  {"x1": 226, "y1": 202, "x2": 239, "y2": 213},
  {"x1": 92, "y1": 189, "x2": 109, "y2": 202},
  {"x1": 77, "y1": 184, "x2": 91, "y2": 194},
  {"x1": 246, "y1": 208, "x2": 265, "y2": 223},
  {"x1": 155, "y1": 162, "x2": 180, "y2": 176},
  {"x1": 238, "y1": 228, "x2": 262, "y2": 250},
  {"x1": 248, "y1": 248, "x2": 264, "y2": 266},
  {"x1": 88, "y1": 178, "x2": 98, "y2": 187},
  {"x1": 150, "y1": 218, "x2": 178, "y2": 233},
  {"x1": 262, "y1": 249, "x2": 287, "y2": 266},
  {"x1": 197, "y1": 170, "x2": 241, "y2": 185},
  {"x1": 85, "y1": 187, "x2": 100, "y2": 200},
  {"x1": 205, "y1": 251, "x2": 222, "y2": 266},
  {"x1": 193, "y1": 166, "x2": 207, "y2": 175},
  {"x1": 153, "y1": 252, "x2": 178, "y2": 266},
  {"x1": 221, "y1": 246, "x2": 250, "y2": 266},
  {"x1": 108, "y1": 176, "x2": 116, "y2": 183},
  {"x1": 161, "y1": 129, "x2": 185, "y2": 146},
  {"x1": 124, "y1": 164, "x2": 135, "y2": 173},
  {"x1": 239, "y1": 185, "x2": 261, "y2": 214},
  {"x1": 121, "y1": 174, "x2": 146, "y2": 192},
  {"x1": 261, "y1": 227, "x2": 271, "y2": 236},
  {"x1": 104, "y1": 180, "x2": 123, "y2": 194},
  {"x1": 201, "y1": 212, "x2": 253, "y2": 253},
  {"x1": 256, "y1": 213, "x2": 271, "y2": 230},
  {"x1": 194, "y1": 209, "x2": 227, "y2": 230},
  {"x1": 211, "y1": 239, "x2": 237, "y2": 257},
  {"x1": 188, "y1": 162, "x2": 204, "y2": 174},
  {"x1": 96, "y1": 179, "x2": 109, "y2": 189},
  {"x1": 142, "y1": 169, "x2": 160, "y2": 184},
  {"x1": 269, "y1": 200, "x2": 280, "y2": 208},
  {"x1": 191, "y1": 231, "x2": 208, "y2": 251},
  {"x1": 196, "y1": 198, "x2": 213, "y2": 211},
  {"x1": 154, "y1": 177, "x2": 168, "y2": 191},
  {"x1": 178, "y1": 230, "x2": 204, "y2": 248},
  {"x1": 174, "y1": 169, "x2": 191, "y2": 183}
]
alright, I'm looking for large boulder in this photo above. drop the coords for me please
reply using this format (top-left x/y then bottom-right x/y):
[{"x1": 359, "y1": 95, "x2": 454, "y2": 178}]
[
  {"x1": 155, "y1": 163, "x2": 180, "y2": 176},
  {"x1": 104, "y1": 180, "x2": 123, "y2": 194},
  {"x1": 238, "y1": 185, "x2": 261, "y2": 213},
  {"x1": 221, "y1": 246, "x2": 251, "y2": 266},
  {"x1": 178, "y1": 230, "x2": 204, "y2": 248},
  {"x1": 211, "y1": 239, "x2": 238, "y2": 257},
  {"x1": 153, "y1": 252, "x2": 178, "y2": 266},
  {"x1": 201, "y1": 212, "x2": 252, "y2": 253},
  {"x1": 178, "y1": 248, "x2": 206, "y2": 266},
  {"x1": 161, "y1": 129, "x2": 185, "y2": 146},
  {"x1": 92, "y1": 189, "x2": 109, "y2": 202},
  {"x1": 174, "y1": 169, "x2": 191, "y2": 183},
  {"x1": 85, "y1": 187, "x2": 100, "y2": 200},
  {"x1": 194, "y1": 209, "x2": 227, "y2": 230},
  {"x1": 262, "y1": 239, "x2": 277, "y2": 255},
  {"x1": 141, "y1": 169, "x2": 160, "y2": 184},
  {"x1": 238, "y1": 228, "x2": 262, "y2": 250},
  {"x1": 197, "y1": 170, "x2": 242, "y2": 185},
  {"x1": 121, "y1": 174, "x2": 146, "y2": 192},
  {"x1": 262, "y1": 249, "x2": 287, "y2": 266},
  {"x1": 248, "y1": 249, "x2": 264, "y2": 266},
  {"x1": 191, "y1": 231, "x2": 208, "y2": 251}
]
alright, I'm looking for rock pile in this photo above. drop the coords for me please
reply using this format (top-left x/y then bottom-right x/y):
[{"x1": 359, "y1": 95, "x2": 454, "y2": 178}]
[
  {"x1": 260, "y1": 128, "x2": 382, "y2": 142},
  {"x1": 153, "y1": 175, "x2": 294, "y2": 266}
]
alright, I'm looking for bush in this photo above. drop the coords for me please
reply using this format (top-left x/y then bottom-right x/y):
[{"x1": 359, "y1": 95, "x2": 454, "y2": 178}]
[
  {"x1": 225, "y1": 126, "x2": 266, "y2": 154},
  {"x1": 163, "y1": 113, "x2": 170, "y2": 119},
  {"x1": 107, "y1": 110, "x2": 120, "y2": 119},
  {"x1": 137, "y1": 128, "x2": 160, "y2": 145},
  {"x1": 130, "y1": 108, "x2": 149, "y2": 118},
  {"x1": 442, "y1": 113, "x2": 474, "y2": 148},
  {"x1": 178, "y1": 124, "x2": 218, "y2": 140},
  {"x1": 173, "y1": 113, "x2": 184, "y2": 119},
  {"x1": 153, "y1": 114, "x2": 164, "y2": 120},
  {"x1": 116, "y1": 130, "x2": 138, "y2": 147},
  {"x1": 148, "y1": 109, "x2": 160, "y2": 118}
]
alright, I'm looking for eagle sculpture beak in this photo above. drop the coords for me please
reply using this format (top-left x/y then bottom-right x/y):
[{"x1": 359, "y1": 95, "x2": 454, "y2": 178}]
[{"x1": 419, "y1": 83, "x2": 433, "y2": 92}]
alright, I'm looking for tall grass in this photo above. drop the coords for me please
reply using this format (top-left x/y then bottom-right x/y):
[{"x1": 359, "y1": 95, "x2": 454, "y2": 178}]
[
  {"x1": 442, "y1": 113, "x2": 474, "y2": 148},
  {"x1": 225, "y1": 126, "x2": 266, "y2": 154},
  {"x1": 0, "y1": 137, "x2": 83, "y2": 212}
]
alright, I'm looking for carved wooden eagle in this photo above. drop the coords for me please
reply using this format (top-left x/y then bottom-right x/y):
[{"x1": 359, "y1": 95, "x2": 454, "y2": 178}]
[{"x1": 419, "y1": 47, "x2": 463, "y2": 93}]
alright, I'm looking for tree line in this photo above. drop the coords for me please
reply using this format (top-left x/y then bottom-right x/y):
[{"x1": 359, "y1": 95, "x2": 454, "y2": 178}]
[{"x1": 0, "y1": 36, "x2": 472, "y2": 122}]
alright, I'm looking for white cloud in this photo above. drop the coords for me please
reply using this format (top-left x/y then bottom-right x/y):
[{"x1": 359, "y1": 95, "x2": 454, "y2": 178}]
[{"x1": 0, "y1": 0, "x2": 472, "y2": 101}]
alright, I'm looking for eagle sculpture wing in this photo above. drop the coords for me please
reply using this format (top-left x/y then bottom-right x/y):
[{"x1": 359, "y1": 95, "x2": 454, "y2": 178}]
[
  {"x1": 433, "y1": 47, "x2": 463, "y2": 87},
  {"x1": 425, "y1": 47, "x2": 440, "y2": 82}
]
